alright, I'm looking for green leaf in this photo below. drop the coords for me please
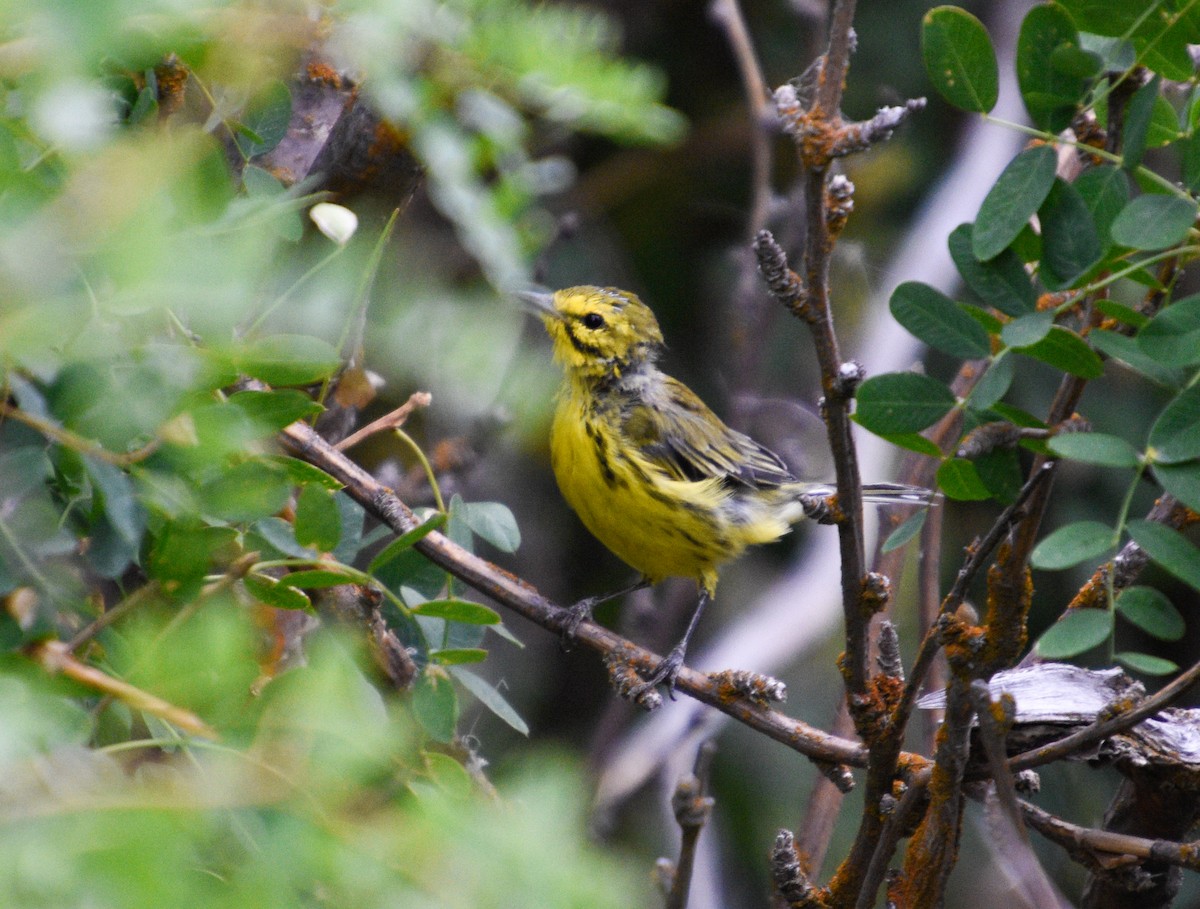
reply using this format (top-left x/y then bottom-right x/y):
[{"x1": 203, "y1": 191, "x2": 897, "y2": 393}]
[
  {"x1": 234, "y1": 335, "x2": 341, "y2": 386},
  {"x1": 881, "y1": 508, "x2": 927, "y2": 553},
  {"x1": 451, "y1": 666, "x2": 530, "y2": 736},
  {"x1": 1074, "y1": 165, "x2": 1129, "y2": 248},
  {"x1": 1137, "y1": 293, "x2": 1200, "y2": 366},
  {"x1": 1018, "y1": 326, "x2": 1104, "y2": 378},
  {"x1": 967, "y1": 353, "x2": 1014, "y2": 410},
  {"x1": 1109, "y1": 194, "x2": 1199, "y2": 251},
  {"x1": 1048, "y1": 432, "x2": 1141, "y2": 467},
  {"x1": 973, "y1": 146, "x2": 1059, "y2": 260},
  {"x1": 84, "y1": 456, "x2": 146, "y2": 549},
  {"x1": 854, "y1": 373, "x2": 957, "y2": 435},
  {"x1": 1060, "y1": 0, "x2": 1200, "y2": 81},
  {"x1": 1093, "y1": 329, "x2": 1187, "y2": 387},
  {"x1": 921, "y1": 6, "x2": 999, "y2": 113},
  {"x1": 1115, "y1": 586, "x2": 1185, "y2": 642},
  {"x1": 234, "y1": 79, "x2": 292, "y2": 158},
  {"x1": 1183, "y1": 133, "x2": 1200, "y2": 193},
  {"x1": 889, "y1": 282, "x2": 991, "y2": 359},
  {"x1": 1094, "y1": 299, "x2": 1148, "y2": 330},
  {"x1": 430, "y1": 648, "x2": 489, "y2": 665},
  {"x1": 229, "y1": 389, "x2": 322, "y2": 432},
  {"x1": 878, "y1": 432, "x2": 944, "y2": 457},
  {"x1": 1001, "y1": 311, "x2": 1053, "y2": 348},
  {"x1": 1122, "y1": 74, "x2": 1160, "y2": 171},
  {"x1": 201, "y1": 459, "x2": 292, "y2": 523},
  {"x1": 1016, "y1": 3, "x2": 1089, "y2": 132},
  {"x1": 1153, "y1": 461, "x2": 1200, "y2": 513},
  {"x1": 244, "y1": 572, "x2": 313, "y2": 611},
  {"x1": 271, "y1": 455, "x2": 344, "y2": 490},
  {"x1": 458, "y1": 501, "x2": 522, "y2": 553},
  {"x1": 1115, "y1": 652, "x2": 1178, "y2": 676},
  {"x1": 368, "y1": 513, "x2": 448, "y2": 574},
  {"x1": 1036, "y1": 608, "x2": 1113, "y2": 659},
  {"x1": 936, "y1": 457, "x2": 992, "y2": 500},
  {"x1": 1038, "y1": 179, "x2": 1102, "y2": 289},
  {"x1": 252, "y1": 516, "x2": 316, "y2": 560},
  {"x1": 294, "y1": 483, "x2": 342, "y2": 551},
  {"x1": 1031, "y1": 520, "x2": 1114, "y2": 569},
  {"x1": 1149, "y1": 385, "x2": 1200, "y2": 463},
  {"x1": 279, "y1": 568, "x2": 358, "y2": 589},
  {"x1": 412, "y1": 669, "x2": 459, "y2": 743},
  {"x1": 412, "y1": 598, "x2": 501, "y2": 625},
  {"x1": 948, "y1": 223, "x2": 1038, "y2": 316},
  {"x1": 974, "y1": 447, "x2": 1023, "y2": 502},
  {"x1": 1127, "y1": 520, "x2": 1200, "y2": 593}
]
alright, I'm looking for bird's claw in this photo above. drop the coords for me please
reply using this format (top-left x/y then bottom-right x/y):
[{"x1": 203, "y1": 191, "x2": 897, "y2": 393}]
[
  {"x1": 629, "y1": 645, "x2": 686, "y2": 703},
  {"x1": 559, "y1": 597, "x2": 599, "y2": 649}
]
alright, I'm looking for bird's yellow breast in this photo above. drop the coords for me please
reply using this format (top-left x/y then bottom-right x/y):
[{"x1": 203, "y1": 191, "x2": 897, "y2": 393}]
[{"x1": 549, "y1": 388, "x2": 790, "y2": 594}]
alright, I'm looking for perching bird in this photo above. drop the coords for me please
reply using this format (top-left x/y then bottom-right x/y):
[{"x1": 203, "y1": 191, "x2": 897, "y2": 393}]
[{"x1": 523, "y1": 285, "x2": 925, "y2": 696}]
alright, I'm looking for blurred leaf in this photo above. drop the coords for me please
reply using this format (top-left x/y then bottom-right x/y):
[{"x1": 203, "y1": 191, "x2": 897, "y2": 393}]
[
  {"x1": 1127, "y1": 519, "x2": 1200, "y2": 593},
  {"x1": 279, "y1": 568, "x2": 358, "y2": 589},
  {"x1": 936, "y1": 458, "x2": 991, "y2": 500},
  {"x1": 1183, "y1": 133, "x2": 1200, "y2": 192},
  {"x1": 229, "y1": 389, "x2": 322, "y2": 432},
  {"x1": 452, "y1": 666, "x2": 530, "y2": 735},
  {"x1": 1017, "y1": 326, "x2": 1104, "y2": 378},
  {"x1": 1115, "y1": 651, "x2": 1178, "y2": 676},
  {"x1": 431, "y1": 648, "x2": 489, "y2": 665},
  {"x1": 948, "y1": 223, "x2": 1037, "y2": 316},
  {"x1": 233, "y1": 79, "x2": 292, "y2": 158},
  {"x1": 1038, "y1": 179, "x2": 1102, "y2": 289},
  {"x1": 146, "y1": 523, "x2": 237, "y2": 584},
  {"x1": 882, "y1": 508, "x2": 927, "y2": 553},
  {"x1": 201, "y1": 459, "x2": 292, "y2": 523},
  {"x1": 295, "y1": 483, "x2": 342, "y2": 551},
  {"x1": 1094, "y1": 299, "x2": 1147, "y2": 329},
  {"x1": 1109, "y1": 194, "x2": 1199, "y2": 251},
  {"x1": 1137, "y1": 293, "x2": 1200, "y2": 366},
  {"x1": 413, "y1": 669, "x2": 459, "y2": 743},
  {"x1": 84, "y1": 456, "x2": 146, "y2": 549},
  {"x1": 1031, "y1": 520, "x2": 1114, "y2": 569},
  {"x1": 244, "y1": 572, "x2": 312, "y2": 611},
  {"x1": 854, "y1": 373, "x2": 957, "y2": 435},
  {"x1": 1036, "y1": 607, "x2": 1113, "y2": 659},
  {"x1": 251, "y1": 516, "x2": 316, "y2": 560},
  {"x1": 1115, "y1": 586, "x2": 1185, "y2": 641},
  {"x1": 413, "y1": 598, "x2": 500, "y2": 625},
  {"x1": 272, "y1": 455, "x2": 344, "y2": 490},
  {"x1": 1001, "y1": 311, "x2": 1053, "y2": 348},
  {"x1": 234, "y1": 335, "x2": 341, "y2": 386},
  {"x1": 458, "y1": 501, "x2": 521, "y2": 553},
  {"x1": 921, "y1": 6, "x2": 999, "y2": 113},
  {"x1": 1148, "y1": 385, "x2": 1200, "y2": 463},
  {"x1": 1153, "y1": 461, "x2": 1200, "y2": 513},
  {"x1": 1121, "y1": 74, "x2": 1160, "y2": 171},
  {"x1": 889, "y1": 282, "x2": 990, "y2": 358},
  {"x1": 331, "y1": 492, "x2": 366, "y2": 564},
  {"x1": 1016, "y1": 3, "x2": 1089, "y2": 132},
  {"x1": 1048, "y1": 432, "x2": 1141, "y2": 467},
  {"x1": 368, "y1": 513, "x2": 448, "y2": 574},
  {"x1": 973, "y1": 146, "x2": 1058, "y2": 260},
  {"x1": 1074, "y1": 165, "x2": 1129, "y2": 248}
]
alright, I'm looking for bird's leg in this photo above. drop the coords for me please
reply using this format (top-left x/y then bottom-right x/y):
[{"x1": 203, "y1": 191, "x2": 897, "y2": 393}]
[
  {"x1": 630, "y1": 589, "x2": 710, "y2": 700},
  {"x1": 561, "y1": 576, "x2": 652, "y2": 644}
]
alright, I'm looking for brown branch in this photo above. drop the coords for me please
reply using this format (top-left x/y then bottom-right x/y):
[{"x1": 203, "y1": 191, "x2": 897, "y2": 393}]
[
  {"x1": 1020, "y1": 799, "x2": 1200, "y2": 874},
  {"x1": 664, "y1": 742, "x2": 716, "y2": 909},
  {"x1": 334, "y1": 390, "x2": 431, "y2": 451},
  {"x1": 275, "y1": 411, "x2": 880, "y2": 768}
]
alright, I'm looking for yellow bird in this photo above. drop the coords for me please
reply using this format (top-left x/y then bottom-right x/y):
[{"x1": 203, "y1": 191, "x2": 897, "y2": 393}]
[{"x1": 523, "y1": 285, "x2": 924, "y2": 695}]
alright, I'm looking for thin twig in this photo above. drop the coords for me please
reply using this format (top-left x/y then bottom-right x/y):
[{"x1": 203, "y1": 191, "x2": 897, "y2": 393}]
[
  {"x1": 0, "y1": 401, "x2": 160, "y2": 466},
  {"x1": 334, "y1": 391, "x2": 431, "y2": 451},
  {"x1": 665, "y1": 742, "x2": 717, "y2": 909}
]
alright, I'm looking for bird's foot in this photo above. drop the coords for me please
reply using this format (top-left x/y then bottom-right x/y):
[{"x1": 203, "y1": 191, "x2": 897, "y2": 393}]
[
  {"x1": 629, "y1": 644, "x2": 687, "y2": 703},
  {"x1": 559, "y1": 596, "x2": 600, "y2": 649}
]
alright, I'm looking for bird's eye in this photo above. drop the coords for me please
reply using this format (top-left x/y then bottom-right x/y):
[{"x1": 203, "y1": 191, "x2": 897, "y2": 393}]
[{"x1": 582, "y1": 313, "x2": 606, "y2": 330}]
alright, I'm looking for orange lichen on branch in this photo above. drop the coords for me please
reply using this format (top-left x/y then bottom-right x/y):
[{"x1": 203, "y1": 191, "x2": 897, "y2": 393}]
[
  {"x1": 980, "y1": 543, "x2": 1033, "y2": 672},
  {"x1": 708, "y1": 668, "x2": 787, "y2": 708}
]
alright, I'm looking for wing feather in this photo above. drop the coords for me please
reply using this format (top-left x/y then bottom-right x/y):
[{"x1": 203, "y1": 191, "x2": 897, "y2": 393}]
[{"x1": 619, "y1": 376, "x2": 794, "y2": 488}]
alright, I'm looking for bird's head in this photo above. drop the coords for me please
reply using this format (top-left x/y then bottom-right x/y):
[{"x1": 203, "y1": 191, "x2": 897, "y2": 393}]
[{"x1": 521, "y1": 285, "x2": 665, "y2": 380}]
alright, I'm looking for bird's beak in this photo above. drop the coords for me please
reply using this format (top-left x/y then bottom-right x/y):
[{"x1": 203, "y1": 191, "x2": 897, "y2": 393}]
[{"x1": 517, "y1": 289, "x2": 559, "y2": 321}]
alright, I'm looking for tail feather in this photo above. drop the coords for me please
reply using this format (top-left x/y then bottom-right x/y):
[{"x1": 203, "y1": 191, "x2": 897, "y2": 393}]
[{"x1": 803, "y1": 482, "x2": 931, "y2": 505}]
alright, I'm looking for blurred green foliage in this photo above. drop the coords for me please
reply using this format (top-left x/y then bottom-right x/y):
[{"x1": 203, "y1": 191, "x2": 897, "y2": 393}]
[{"x1": 0, "y1": 0, "x2": 677, "y2": 903}]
